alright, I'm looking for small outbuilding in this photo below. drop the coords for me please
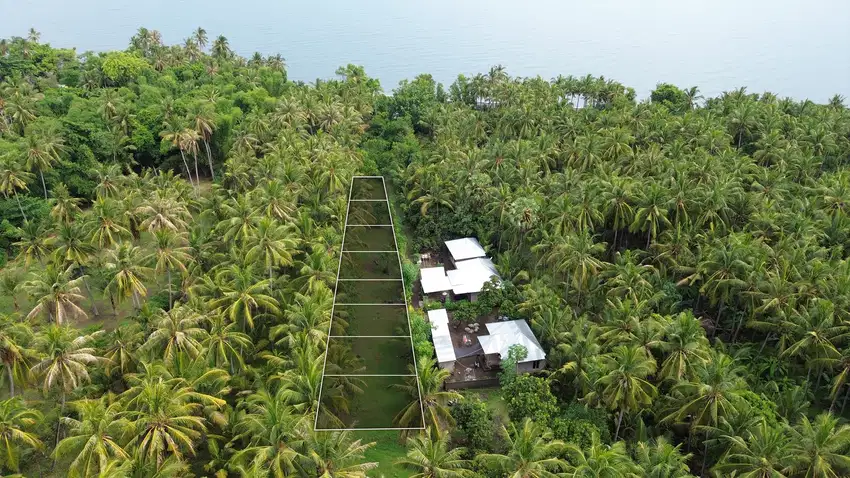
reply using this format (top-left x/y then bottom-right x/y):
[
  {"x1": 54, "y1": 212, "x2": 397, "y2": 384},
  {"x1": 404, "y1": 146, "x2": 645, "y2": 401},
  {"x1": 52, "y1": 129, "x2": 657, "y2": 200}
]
[{"x1": 428, "y1": 309, "x2": 456, "y2": 372}]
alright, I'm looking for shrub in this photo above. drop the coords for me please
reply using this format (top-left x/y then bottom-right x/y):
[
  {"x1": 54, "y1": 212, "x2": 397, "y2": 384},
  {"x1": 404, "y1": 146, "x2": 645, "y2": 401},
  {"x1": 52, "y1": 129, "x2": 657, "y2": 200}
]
[
  {"x1": 502, "y1": 374, "x2": 556, "y2": 423},
  {"x1": 552, "y1": 403, "x2": 612, "y2": 447},
  {"x1": 450, "y1": 397, "x2": 494, "y2": 452}
]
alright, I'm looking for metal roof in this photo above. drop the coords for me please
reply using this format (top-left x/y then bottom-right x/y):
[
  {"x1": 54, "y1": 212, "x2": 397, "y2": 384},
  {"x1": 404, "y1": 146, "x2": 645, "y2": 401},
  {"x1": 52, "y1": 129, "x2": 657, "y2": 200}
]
[
  {"x1": 427, "y1": 309, "x2": 456, "y2": 364},
  {"x1": 447, "y1": 257, "x2": 500, "y2": 295},
  {"x1": 445, "y1": 237, "x2": 487, "y2": 262},
  {"x1": 478, "y1": 319, "x2": 546, "y2": 363},
  {"x1": 420, "y1": 266, "x2": 453, "y2": 294}
]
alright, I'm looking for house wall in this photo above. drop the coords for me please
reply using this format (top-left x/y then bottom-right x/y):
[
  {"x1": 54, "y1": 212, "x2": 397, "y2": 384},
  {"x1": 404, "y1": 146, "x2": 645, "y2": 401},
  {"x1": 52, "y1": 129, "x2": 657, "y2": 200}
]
[
  {"x1": 438, "y1": 361, "x2": 455, "y2": 373},
  {"x1": 516, "y1": 359, "x2": 546, "y2": 373}
]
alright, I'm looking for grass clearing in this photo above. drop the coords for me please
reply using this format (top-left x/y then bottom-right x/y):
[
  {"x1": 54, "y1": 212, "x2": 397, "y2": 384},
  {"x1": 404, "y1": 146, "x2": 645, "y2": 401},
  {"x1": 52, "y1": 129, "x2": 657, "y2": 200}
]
[
  {"x1": 347, "y1": 201, "x2": 392, "y2": 226},
  {"x1": 350, "y1": 177, "x2": 387, "y2": 200},
  {"x1": 343, "y1": 226, "x2": 397, "y2": 251},
  {"x1": 332, "y1": 305, "x2": 410, "y2": 336},
  {"x1": 336, "y1": 280, "x2": 405, "y2": 304},
  {"x1": 318, "y1": 375, "x2": 418, "y2": 429},
  {"x1": 327, "y1": 337, "x2": 415, "y2": 374},
  {"x1": 339, "y1": 252, "x2": 401, "y2": 279}
]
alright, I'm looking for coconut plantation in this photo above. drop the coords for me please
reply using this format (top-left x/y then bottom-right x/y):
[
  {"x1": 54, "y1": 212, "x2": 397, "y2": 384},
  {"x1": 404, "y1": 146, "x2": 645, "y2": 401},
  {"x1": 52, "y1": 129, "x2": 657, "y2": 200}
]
[{"x1": 0, "y1": 27, "x2": 850, "y2": 477}]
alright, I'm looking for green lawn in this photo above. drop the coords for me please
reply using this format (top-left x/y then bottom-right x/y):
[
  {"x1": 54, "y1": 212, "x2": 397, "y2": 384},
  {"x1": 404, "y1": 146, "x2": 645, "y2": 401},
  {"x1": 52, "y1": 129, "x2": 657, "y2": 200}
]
[{"x1": 356, "y1": 430, "x2": 413, "y2": 478}]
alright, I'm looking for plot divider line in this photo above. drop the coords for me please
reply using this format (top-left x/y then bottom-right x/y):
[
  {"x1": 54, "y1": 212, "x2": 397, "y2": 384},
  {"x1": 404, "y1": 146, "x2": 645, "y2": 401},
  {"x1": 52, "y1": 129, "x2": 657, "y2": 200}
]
[
  {"x1": 324, "y1": 374, "x2": 417, "y2": 377},
  {"x1": 329, "y1": 335, "x2": 412, "y2": 338},
  {"x1": 335, "y1": 303, "x2": 407, "y2": 306},
  {"x1": 352, "y1": 175, "x2": 384, "y2": 178},
  {"x1": 349, "y1": 199, "x2": 388, "y2": 202},
  {"x1": 315, "y1": 427, "x2": 426, "y2": 431},
  {"x1": 346, "y1": 224, "x2": 394, "y2": 227},
  {"x1": 343, "y1": 250, "x2": 398, "y2": 253},
  {"x1": 337, "y1": 278, "x2": 404, "y2": 282}
]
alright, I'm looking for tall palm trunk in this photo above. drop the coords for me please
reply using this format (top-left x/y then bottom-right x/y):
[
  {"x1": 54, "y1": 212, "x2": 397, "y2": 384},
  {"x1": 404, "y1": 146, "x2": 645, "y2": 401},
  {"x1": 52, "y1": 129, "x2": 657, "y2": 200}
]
[
  {"x1": 204, "y1": 138, "x2": 215, "y2": 181},
  {"x1": 193, "y1": 150, "x2": 200, "y2": 187},
  {"x1": 167, "y1": 265, "x2": 173, "y2": 309},
  {"x1": 614, "y1": 409, "x2": 624, "y2": 440},
  {"x1": 79, "y1": 265, "x2": 99, "y2": 317},
  {"x1": 6, "y1": 365, "x2": 14, "y2": 397},
  {"x1": 13, "y1": 191, "x2": 26, "y2": 221},
  {"x1": 179, "y1": 149, "x2": 194, "y2": 187},
  {"x1": 40, "y1": 169, "x2": 48, "y2": 199}
]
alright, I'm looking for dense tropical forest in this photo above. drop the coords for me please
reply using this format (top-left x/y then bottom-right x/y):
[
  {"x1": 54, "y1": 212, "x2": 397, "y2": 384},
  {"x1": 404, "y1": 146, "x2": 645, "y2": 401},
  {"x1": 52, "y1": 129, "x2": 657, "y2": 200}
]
[{"x1": 1, "y1": 25, "x2": 850, "y2": 477}]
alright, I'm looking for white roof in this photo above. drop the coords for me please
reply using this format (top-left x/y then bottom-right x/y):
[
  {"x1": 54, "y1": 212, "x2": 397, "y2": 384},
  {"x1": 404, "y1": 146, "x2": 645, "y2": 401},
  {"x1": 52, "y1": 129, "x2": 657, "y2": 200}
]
[
  {"x1": 427, "y1": 309, "x2": 456, "y2": 364},
  {"x1": 420, "y1": 267, "x2": 453, "y2": 294},
  {"x1": 478, "y1": 320, "x2": 546, "y2": 363},
  {"x1": 445, "y1": 238, "x2": 487, "y2": 262},
  {"x1": 447, "y1": 257, "x2": 501, "y2": 295}
]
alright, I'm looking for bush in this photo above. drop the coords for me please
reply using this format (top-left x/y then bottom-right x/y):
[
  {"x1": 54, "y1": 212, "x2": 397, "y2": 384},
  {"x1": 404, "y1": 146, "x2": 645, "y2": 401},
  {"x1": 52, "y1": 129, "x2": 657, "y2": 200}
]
[
  {"x1": 502, "y1": 374, "x2": 557, "y2": 423},
  {"x1": 450, "y1": 397, "x2": 494, "y2": 452},
  {"x1": 409, "y1": 309, "x2": 434, "y2": 361},
  {"x1": 552, "y1": 403, "x2": 611, "y2": 447}
]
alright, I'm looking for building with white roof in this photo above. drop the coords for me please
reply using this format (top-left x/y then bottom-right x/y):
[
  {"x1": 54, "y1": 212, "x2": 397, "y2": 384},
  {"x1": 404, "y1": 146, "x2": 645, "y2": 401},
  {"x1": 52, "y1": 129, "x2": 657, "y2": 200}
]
[
  {"x1": 420, "y1": 266, "x2": 453, "y2": 295},
  {"x1": 478, "y1": 320, "x2": 546, "y2": 372},
  {"x1": 427, "y1": 309, "x2": 456, "y2": 371},
  {"x1": 445, "y1": 237, "x2": 487, "y2": 263},
  {"x1": 419, "y1": 238, "x2": 501, "y2": 301}
]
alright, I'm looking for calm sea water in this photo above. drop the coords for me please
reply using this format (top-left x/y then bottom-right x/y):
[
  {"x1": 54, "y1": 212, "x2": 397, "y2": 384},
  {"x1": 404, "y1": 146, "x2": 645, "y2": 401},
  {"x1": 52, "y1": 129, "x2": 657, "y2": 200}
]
[{"x1": 3, "y1": 0, "x2": 849, "y2": 100}]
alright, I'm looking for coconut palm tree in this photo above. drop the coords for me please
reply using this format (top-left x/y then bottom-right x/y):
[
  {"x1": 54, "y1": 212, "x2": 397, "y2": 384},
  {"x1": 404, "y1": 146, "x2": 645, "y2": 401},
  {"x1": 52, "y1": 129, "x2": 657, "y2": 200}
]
[
  {"x1": 245, "y1": 217, "x2": 299, "y2": 283},
  {"x1": 394, "y1": 357, "x2": 460, "y2": 434},
  {"x1": 0, "y1": 398, "x2": 43, "y2": 473},
  {"x1": 52, "y1": 221, "x2": 99, "y2": 316},
  {"x1": 477, "y1": 419, "x2": 566, "y2": 478},
  {"x1": 160, "y1": 117, "x2": 195, "y2": 186},
  {"x1": 396, "y1": 427, "x2": 473, "y2": 478},
  {"x1": 301, "y1": 427, "x2": 377, "y2": 477},
  {"x1": 193, "y1": 27, "x2": 208, "y2": 49},
  {"x1": 0, "y1": 315, "x2": 35, "y2": 397},
  {"x1": 788, "y1": 413, "x2": 850, "y2": 478},
  {"x1": 102, "y1": 323, "x2": 143, "y2": 378},
  {"x1": 32, "y1": 326, "x2": 103, "y2": 447},
  {"x1": 563, "y1": 434, "x2": 642, "y2": 478},
  {"x1": 210, "y1": 264, "x2": 280, "y2": 331},
  {"x1": 588, "y1": 345, "x2": 657, "y2": 440},
  {"x1": 229, "y1": 388, "x2": 306, "y2": 476},
  {"x1": 659, "y1": 311, "x2": 710, "y2": 382},
  {"x1": 13, "y1": 220, "x2": 51, "y2": 266},
  {"x1": 105, "y1": 242, "x2": 152, "y2": 310},
  {"x1": 634, "y1": 437, "x2": 694, "y2": 478},
  {"x1": 53, "y1": 398, "x2": 130, "y2": 478},
  {"x1": 663, "y1": 350, "x2": 746, "y2": 475},
  {"x1": 147, "y1": 230, "x2": 192, "y2": 308},
  {"x1": 713, "y1": 419, "x2": 793, "y2": 478},
  {"x1": 0, "y1": 155, "x2": 33, "y2": 220},
  {"x1": 21, "y1": 264, "x2": 88, "y2": 325},
  {"x1": 22, "y1": 127, "x2": 65, "y2": 198},
  {"x1": 203, "y1": 314, "x2": 252, "y2": 372},
  {"x1": 122, "y1": 377, "x2": 222, "y2": 469},
  {"x1": 141, "y1": 305, "x2": 208, "y2": 363},
  {"x1": 87, "y1": 197, "x2": 131, "y2": 249}
]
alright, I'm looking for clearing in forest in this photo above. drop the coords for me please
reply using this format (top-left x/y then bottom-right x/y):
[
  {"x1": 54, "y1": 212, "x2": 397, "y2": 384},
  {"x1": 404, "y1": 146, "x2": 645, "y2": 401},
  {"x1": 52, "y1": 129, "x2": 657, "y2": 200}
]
[{"x1": 315, "y1": 176, "x2": 425, "y2": 430}]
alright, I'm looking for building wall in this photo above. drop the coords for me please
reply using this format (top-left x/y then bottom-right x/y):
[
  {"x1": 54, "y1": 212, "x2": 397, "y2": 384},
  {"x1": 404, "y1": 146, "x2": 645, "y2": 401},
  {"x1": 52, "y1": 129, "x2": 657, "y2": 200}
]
[
  {"x1": 516, "y1": 359, "x2": 546, "y2": 373},
  {"x1": 438, "y1": 361, "x2": 455, "y2": 373}
]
